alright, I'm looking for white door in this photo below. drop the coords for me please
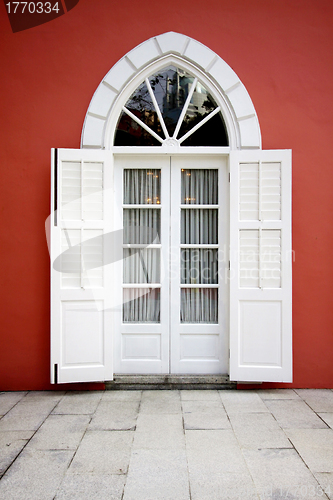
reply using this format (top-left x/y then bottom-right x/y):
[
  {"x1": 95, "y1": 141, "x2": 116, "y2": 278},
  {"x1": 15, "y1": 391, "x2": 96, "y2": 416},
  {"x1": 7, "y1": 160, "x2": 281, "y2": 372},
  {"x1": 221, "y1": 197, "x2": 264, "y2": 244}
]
[{"x1": 113, "y1": 154, "x2": 229, "y2": 374}]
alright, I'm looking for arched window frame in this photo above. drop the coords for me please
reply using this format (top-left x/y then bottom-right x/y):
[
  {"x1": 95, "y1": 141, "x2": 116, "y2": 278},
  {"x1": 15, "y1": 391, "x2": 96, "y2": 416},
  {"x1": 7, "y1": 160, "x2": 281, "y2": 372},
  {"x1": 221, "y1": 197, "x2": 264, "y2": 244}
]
[{"x1": 81, "y1": 32, "x2": 262, "y2": 151}]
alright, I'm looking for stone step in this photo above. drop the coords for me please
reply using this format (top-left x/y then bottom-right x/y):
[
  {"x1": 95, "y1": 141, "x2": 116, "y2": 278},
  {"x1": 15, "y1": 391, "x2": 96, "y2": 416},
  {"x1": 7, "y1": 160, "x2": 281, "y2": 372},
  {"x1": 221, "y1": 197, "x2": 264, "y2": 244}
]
[{"x1": 105, "y1": 374, "x2": 236, "y2": 390}]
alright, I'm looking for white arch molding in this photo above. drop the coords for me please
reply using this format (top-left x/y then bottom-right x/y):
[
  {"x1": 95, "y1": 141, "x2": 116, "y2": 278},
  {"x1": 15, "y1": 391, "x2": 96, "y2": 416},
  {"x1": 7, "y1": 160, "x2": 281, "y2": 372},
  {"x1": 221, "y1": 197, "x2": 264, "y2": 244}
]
[{"x1": 81, "y1": 32, "x2": 262, "y2": 150}]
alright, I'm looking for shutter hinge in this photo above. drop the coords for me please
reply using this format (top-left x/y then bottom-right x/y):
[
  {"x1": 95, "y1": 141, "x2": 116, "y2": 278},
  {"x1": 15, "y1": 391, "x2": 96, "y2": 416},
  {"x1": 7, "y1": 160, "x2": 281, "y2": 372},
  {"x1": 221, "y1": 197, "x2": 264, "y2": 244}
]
[
  {"x1": 228, "y1": 260, "x2": 230, "y2": 271},
  {"x1": 228, "y1": 172, "x2": 230, "y2": 182},
  {"x1": 54, "y1": 364, "x2": 58, "y2": 384}
]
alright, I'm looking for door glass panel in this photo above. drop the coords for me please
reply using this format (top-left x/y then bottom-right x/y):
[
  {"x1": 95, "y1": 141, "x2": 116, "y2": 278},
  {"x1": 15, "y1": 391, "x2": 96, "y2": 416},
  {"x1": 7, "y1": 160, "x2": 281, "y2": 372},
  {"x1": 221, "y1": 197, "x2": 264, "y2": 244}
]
[
  {"x1": 181, "y1": 249, "x2": 218, "y2": 284},
  {"x1": 123, "y1": 288, "x2": 160, "y2": 323},
  {"x1": 123, "y1": 209, "x2": 160, "y2": 244},
  {"x1": 123, "y1": 168, "x2": 161, "y2": 323},
  {"x1": 181, "y1": 169, "x2": 218, "y2": 204},
  {"x1": 124, "y1": 169, "x2": 161, "y2": 204},
  {"x1": 180, "y1": 288, "x2": 218, "y2": 323},
  {"x1": 181, "y1": 209, "x2": 218, "y2": 244},
  {"x1": 123, "y1": 249, "x2": 160, "y2": 283}
]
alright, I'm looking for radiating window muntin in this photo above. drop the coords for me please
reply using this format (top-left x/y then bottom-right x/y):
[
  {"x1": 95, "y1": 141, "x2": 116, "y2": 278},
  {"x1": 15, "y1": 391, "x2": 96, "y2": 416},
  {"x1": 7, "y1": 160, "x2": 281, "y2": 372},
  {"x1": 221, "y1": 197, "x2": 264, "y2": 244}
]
[{"x1": 114, "y1": 66, "x2": 228, "y2": 147}]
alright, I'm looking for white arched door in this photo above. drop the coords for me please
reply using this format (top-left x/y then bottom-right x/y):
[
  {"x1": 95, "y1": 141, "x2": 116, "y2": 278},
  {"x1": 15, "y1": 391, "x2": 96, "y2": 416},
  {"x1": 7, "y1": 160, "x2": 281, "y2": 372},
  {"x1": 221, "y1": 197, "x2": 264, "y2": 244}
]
[{"x1": 50, "y1": 33, "x2": 292, "y2": 383}]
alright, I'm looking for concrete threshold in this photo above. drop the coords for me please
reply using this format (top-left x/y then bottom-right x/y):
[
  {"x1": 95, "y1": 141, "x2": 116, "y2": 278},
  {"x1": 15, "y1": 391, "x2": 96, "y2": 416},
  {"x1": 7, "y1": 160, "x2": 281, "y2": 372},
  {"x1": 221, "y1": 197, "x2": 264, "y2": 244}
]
[{"x1": 105, "y1": 374, "x2": 236, "y2": 390}]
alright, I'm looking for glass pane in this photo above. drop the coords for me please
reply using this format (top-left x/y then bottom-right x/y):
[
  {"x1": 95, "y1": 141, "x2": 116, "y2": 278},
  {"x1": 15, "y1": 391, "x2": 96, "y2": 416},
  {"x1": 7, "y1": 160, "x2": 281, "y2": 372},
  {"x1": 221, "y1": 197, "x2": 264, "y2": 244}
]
[
  {"x1": 123, "y1": 248, "x2": 160, "y2": 284},
  {"x1": 123, "y1": 209, "x2": 160, "y2": 244},
  {"x1": 124, "y1": 169, "x2": 161, "y2": 204},
  {"x1": 180, "y1": 111, "x2": 228, "y2": 146},
  {"x1": 123, "y1": 288, "x2": 160, "y2": 323},
  {"x1": 178, "y1": 90, "x2": 228, "y2": 146},
  {"x1": 181, "y1": 249, "x2": 218, "y2": 284},
  {"x1": 181, "y1": 209, "x2": 218, "y2": 244},
  {"x1": 180, "y1": 288, "x2": 218, "y2": 323},
  {"x1": 181, "y1": 169, "x2": 218, "y2": 204},
  {"x1": 114, "y1": 110, "x2": 161, "y2": 146},
  {"x1": 148, "y1": 65, "x2": 194, "y2": 137}
]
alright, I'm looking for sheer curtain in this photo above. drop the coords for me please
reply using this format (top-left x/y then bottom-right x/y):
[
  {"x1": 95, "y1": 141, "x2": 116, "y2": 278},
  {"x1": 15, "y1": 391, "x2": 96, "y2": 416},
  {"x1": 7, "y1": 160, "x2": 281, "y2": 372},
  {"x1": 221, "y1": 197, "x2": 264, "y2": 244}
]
[
  {"x1": 180, "y1": 169, "x2": 218, "y2": 323},
  {"x1": 123, "y1": 169, "x2": 161, "y2": 323}
]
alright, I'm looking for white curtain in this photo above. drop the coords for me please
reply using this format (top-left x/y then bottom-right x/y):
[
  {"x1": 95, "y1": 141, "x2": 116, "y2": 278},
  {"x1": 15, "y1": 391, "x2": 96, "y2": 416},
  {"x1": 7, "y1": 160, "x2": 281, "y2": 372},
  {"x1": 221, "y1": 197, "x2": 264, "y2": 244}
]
[
  {"x1": 123, "y1": 169, "x2": 161, "y2": 323},
  {"x1": 180, "y1": 169, "x2": 218, "y2": 323},
  {"x1": 123, "y1": 288, "x2": 160, "y2": 323},
  {"x1": 180, "y1": 288, "x2": 218, "y2": 323},
  {"x1": 123, "y1": 168, "x2": 218, "y2": 323}
]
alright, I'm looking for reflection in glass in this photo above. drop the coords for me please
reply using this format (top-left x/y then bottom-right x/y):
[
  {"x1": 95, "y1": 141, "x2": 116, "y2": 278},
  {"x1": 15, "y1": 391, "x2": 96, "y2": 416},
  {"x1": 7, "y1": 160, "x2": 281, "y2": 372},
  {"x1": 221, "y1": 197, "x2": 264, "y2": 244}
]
[
  {"x1": 114, "y1": 65, "x2": 229, "y2": 147},
  {"x1": 124, "y1": 169, "x2": 161, "y2": 205},
  {"x1": 181, "y1": 209, "x2": 218, "y2": 244},
  {"x1": 180, "y1": 288, "x2": 218, "y2": 323},
  {"x1": 181, "y1": 249, "x2": 218, "y2": 285},
  {"x1": 181, "y1": 169, "x2": 218, "y2": 204},
  {"x1": 123, "y1": 288, "x2": 160, "y2": 323}
]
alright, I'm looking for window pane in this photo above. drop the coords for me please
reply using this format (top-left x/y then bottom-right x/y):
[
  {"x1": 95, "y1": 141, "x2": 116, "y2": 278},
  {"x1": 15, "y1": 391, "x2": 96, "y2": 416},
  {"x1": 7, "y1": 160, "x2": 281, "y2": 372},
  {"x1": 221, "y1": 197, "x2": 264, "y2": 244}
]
[
  {"x1": 181, "y1": 249, "x2": 218, "y2": 285},
  {"x1": 124, "y1": 169, "x2": 161, "y2": 204},
  {"x1": 123, "y1": 248, "x2": 160, "y2": 284},
  {"x1": 123, "y1": 288, "x2": 160, "y2": 323},
  {"x1": 181, "y1": 169, "x2": 218, "y2": 204},
  {"x1": 114, "y1": 111, "x2": 162, "y2": 146},
  {"x1": 180, "y1": 288, "x2": 218, "y2": 323},
  {"x1": 123, "y1": 209, "x2": 160, "y2": 244},
  {"x1": 180, "y1": 111, "x2": 228, "y2": 146},
  {"x1": 181, "y1": 209, "x2": 218, "y2": 244}
]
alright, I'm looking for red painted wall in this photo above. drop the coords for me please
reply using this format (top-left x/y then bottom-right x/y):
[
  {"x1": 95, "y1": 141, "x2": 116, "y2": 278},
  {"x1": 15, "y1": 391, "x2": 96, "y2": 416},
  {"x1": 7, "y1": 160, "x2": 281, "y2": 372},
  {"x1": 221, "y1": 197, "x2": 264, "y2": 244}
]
[{"x1": 0, "y1": 0, "x2": 332, "y2": 390}]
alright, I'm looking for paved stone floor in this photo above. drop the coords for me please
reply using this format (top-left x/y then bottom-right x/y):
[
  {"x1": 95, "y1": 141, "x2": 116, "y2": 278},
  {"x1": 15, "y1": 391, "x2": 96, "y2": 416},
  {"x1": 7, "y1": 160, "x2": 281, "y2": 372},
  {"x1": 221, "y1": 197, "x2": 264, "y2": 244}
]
[{"x1": 0, "y1": 389, "x2": 333, "y2": 500}]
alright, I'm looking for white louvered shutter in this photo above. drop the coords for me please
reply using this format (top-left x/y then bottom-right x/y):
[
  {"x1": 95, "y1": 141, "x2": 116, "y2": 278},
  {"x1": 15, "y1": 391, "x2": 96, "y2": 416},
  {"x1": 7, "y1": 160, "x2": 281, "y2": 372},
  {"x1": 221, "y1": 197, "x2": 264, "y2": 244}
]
[
  {"x1": 50, "y1": 148, "x2": 113, "y2": 383},
  {"x1": 229, "y1": 150, "x2": 292, "y2": 382}
]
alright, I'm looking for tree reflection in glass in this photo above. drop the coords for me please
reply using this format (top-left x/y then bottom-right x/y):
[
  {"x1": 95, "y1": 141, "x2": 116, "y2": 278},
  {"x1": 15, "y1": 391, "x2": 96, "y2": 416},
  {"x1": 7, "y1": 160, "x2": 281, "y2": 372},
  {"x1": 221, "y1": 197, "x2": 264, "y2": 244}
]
[{"x1": 114, "y1": 66, "x2": 228, "y2": 147}]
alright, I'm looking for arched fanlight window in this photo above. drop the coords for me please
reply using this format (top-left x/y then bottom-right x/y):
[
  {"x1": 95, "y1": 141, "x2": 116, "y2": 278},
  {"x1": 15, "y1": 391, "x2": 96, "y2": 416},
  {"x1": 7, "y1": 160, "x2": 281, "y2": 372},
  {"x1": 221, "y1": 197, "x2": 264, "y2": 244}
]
[{"x1": 114, "y1": 65, "x2": 228, "y2": 147}]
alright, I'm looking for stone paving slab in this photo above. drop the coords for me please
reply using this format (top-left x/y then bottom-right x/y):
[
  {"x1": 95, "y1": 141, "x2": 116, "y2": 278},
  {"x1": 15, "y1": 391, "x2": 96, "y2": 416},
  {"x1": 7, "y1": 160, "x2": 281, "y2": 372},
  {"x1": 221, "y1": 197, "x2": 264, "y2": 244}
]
[
  {"x1": 68, "y1": 430, "x2": 134, "y2": 475},
  {"x1": 258, "y1": 389, "x2": 301, "y2": 400},
  {"x1": 295, "y1": 389, "x2": 333, "y2": 413},
  {"x1": 228, "y1": 412, "x2": 292, "y2": 449},
  {"x1": 0, "y1": 392, "x2": 28, "y2": 415},
  {"x1": 27, "y1": 414, "x2": 90, "y2": 450},
  {"x1": 89, "y1": 401, "x2": 139, "y2": 431},
  {"x1": 182, "y1": 400, "x2": 230, "y2": 430},
  {"x1": 133, "y1": 412, "x2": 185, "y2": 449},
  {"x1": 180, "y1": 389, "x2": 221, "y2": 401},
  {"x1": 314, "y1": 473, "x2": 333, "y2": 500},
  {"x1": 123, "y1": 448, "x2": 190, "y2": 500},
  {"x1": 0, "y1": 409, "x2": 51, "y2": 431},
  {"x1": 285, "y1": 429, "x2": 333, "y2": 473},
  {"x1": 52, "y1": 391, "x2": 103, "y2": 415},
  {"x1": 0, "y1": 430, "x2": 33, "y2": 477},
  {"x1": 54, "y1": 473, "x2": 126, "y2": 500},
  {"x1": 318, "y1": 413, "x2": 333, "y2": 429},
  {"x1": 0, "y1": 448, "x2": 73, "y2": 500},
  {"x1": 140, "y1": 390, "x2": 181, "y2": 414},
  {"x1": 263, "y1": 399, "x2": 329, "y2": 429},
  {"x1": 219, "y1": 390, "x2": 269, "y2": 413},
  {"x1": 185, "y1": 429, "x2": 249, "y2": 475},
  {"x1": 100, "y1": 390, "x2": 142, "y2": 402},
  {"x1": 188, "y1": 470, "x2": 258, "y2": 500},
  {"x1": 242, "y1": 448, "x2": 327, "y2": 499}
]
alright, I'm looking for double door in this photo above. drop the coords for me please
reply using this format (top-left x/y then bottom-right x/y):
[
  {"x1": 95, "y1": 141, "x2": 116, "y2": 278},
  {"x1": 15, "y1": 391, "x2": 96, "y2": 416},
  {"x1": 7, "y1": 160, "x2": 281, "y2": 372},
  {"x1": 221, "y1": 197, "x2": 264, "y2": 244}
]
[{"x1": 114, "y1": 155, "x2": 228, "y2": 374}]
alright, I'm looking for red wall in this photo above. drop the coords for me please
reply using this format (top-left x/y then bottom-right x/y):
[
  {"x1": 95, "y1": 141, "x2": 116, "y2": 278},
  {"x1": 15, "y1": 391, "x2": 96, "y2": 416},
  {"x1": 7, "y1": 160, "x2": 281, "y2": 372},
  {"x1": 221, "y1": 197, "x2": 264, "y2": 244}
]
[{"x1": 0, "y1": 0, "x2": 332, "y2": 390}]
